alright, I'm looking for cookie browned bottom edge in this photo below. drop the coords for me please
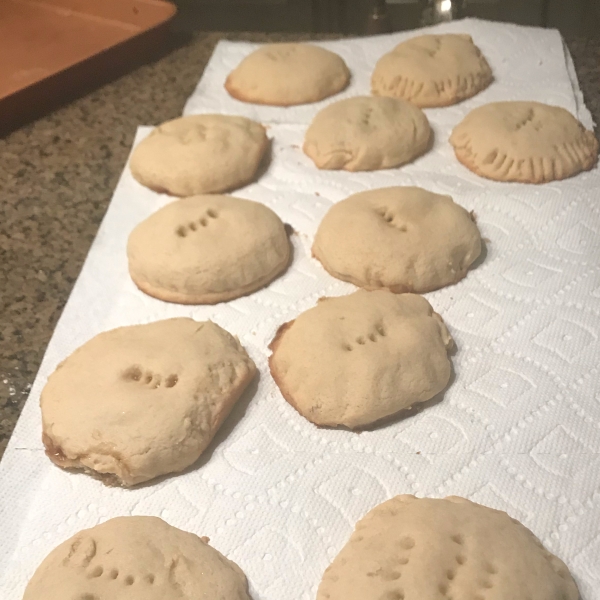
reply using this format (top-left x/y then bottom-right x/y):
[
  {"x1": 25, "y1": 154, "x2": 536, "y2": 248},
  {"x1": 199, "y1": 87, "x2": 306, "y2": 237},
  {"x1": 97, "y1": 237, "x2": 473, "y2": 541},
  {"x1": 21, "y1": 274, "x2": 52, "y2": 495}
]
[
  {"x1": 131, "y1": 273, "x2": 261, "y2": 305},
  {"x1": 129, "y1": 236, "x2": 293, "y2": 305},
  {"x1": 267, "y1": 318, "x2": 329, "y2": 428},
  {"x1": 224, "y1": 74, "x2": 350, "y2": 107},
  {"x1": 209, "y1": 361, "x2": 257, "y2": 437},
  {"x1": 43, "y1": 432, "x2": 131, "y2": 487},
  {"x1": 452, "y1": 144, "x2": 599, "y2": 184},
  {"x1": 130, "y1": 129, "x2": 271, "y2": 196},
  {"x1": 372, "y1": 87, "x2": 475, "y2": 109},
  {"x1": 452, "y1": 147, "x2": 544, "y2": 183},
  {"x1": 371, "y1": 73, "x2": 493, "y2": 108},
  {"x1": 307, "y1": 122, "x2": 433, "y2": 173},
  {"x1": 41, "y1": 365, "x2": 257, "y2": 487},
  {"x1": 311, "y1": 244, "x2": 472, "y2": 295},
  {"x1": 268, "y1": 317, "x2": 453, "y2": 431},
  {"x1": 131, "y1": 169, "x2": 256, "y2": 197}
]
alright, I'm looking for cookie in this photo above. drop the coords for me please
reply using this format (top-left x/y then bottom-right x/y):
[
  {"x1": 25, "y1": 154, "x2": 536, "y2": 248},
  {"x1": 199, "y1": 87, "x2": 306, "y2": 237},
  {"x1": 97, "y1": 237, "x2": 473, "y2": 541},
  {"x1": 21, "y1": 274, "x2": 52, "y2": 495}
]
[
  {"x1": 313, "y1": 187, "x2": 481, "y2": 293},
  {"x1": 318, "y1": 495, "x2": 579, "y2": 600},
  {"x1": 225, "y1": 43, "x2": 350, "y2": 106},
  {"x1": 127, "y1": 195, "x2": 291, "y2": 304},
  {"x1": 129, "y1": 114, "x2": 268, "y2": 196},
  {"x1": 268, "y1": 290, "x2": 453, "y2": 429},
  {"x1": 303, "y1": 96, "x2": 431, "y2": 171},
  {"x1": 41, "y1": 318, "x2": 256, "y2": 486},
  {"x1": 450, "y1": 101, "x2": 599, "y2": 183},
  {"x1": 372, "y1": 34, "x2": 493, "y2": 107},
  {"x1": 23, "y1": 516, "x2": 251, "y2": 600}
]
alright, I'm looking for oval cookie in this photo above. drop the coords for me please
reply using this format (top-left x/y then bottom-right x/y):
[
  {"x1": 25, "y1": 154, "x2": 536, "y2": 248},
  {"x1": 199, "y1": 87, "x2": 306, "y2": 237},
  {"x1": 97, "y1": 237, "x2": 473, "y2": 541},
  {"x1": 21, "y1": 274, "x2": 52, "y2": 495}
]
[
  {"x1": 318, "y1": 495, "x2": 579, "y2": 600},
  {"x1": 313, "y1": 187, "x2": 482, "y2": 293},
  {"x1": 225, "y1": 43, "x2": 350, "y2": 106},
  {"x1": 129, "y1": 114, "x2": 268, "y2": 196},
  {"x1": 303, "y1": 96, "x2": 431, "y2": 171},
  {"x1": 41, "y1": 318, "x2": 256, "y2": 486},
  {"x1": 268, "y1": 290, "x2": 453, "y2": 430},
  {"x1": 23, "y1": 516, "x2": 252, "y2": 600},
  {"x1": 127, "y1": 195, "x2": 291, "y2": 304},
  {"x1": 372, "y1": 34, "x2": 493, "y2": 107},
  {"x1": 450, "y1": 101, "x2": 598, "y2": 183}
]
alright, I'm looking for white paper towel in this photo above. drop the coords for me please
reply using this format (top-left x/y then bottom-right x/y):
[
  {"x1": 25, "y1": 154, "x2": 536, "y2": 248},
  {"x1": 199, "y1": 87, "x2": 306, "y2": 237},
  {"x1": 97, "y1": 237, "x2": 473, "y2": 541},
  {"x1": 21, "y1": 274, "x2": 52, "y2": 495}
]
[{"x1": 1, "y1": 18, "x2": 599, "y2": 600}]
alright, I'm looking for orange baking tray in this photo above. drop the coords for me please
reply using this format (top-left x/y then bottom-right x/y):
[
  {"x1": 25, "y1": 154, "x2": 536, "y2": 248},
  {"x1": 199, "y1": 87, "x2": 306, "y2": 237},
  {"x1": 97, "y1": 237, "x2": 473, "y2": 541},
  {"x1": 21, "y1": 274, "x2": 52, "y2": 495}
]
[{"x1": 0, "y1": 0, "x2": 177, "y2": 135}]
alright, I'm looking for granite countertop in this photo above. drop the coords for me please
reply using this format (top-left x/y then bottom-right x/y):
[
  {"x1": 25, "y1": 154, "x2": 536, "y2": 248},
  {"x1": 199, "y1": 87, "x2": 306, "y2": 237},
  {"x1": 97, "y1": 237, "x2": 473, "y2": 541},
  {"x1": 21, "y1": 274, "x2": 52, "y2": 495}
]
[{"x1": 1, "y1": 32, "x2": 599, "y2": 459}]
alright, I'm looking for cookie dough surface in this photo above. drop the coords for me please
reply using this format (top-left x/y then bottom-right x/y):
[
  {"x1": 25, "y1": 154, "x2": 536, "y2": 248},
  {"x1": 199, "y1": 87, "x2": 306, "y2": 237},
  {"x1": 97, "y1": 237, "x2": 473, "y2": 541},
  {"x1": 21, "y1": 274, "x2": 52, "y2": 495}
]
[
  {"x1": 129, "y1": 114, "x2": 268, "y2": 196},
  {"x1": 127, "y1": 195, "x2": 291, "y2": 304},
  {"x1": 41, "y1": 318, "x2": 256, "y2": 486},
  {"x1": 318, "y1": 495, "x2": 579, "y2": 600},
  {"x1": 450, "y1": 101, "x2": 598, "y2": 183},
  {"x1": 225, "y1": 43, "x2": 350, "y2": 106},
  {"x1": 303, "y1": 96, "x2": 431, "y2": 171},
  {"x1": 313, "y1": 187, "x2": 481, "y2": 293},
  {"x1": 23, "y1": 516, "x2": 251, "y2": 600},
  {"x1": 269, "y1": 290, "x2": 453, "y2": 430},
  {"x1": 372, "y1": 33, "x2": 493, "y2": 107}
]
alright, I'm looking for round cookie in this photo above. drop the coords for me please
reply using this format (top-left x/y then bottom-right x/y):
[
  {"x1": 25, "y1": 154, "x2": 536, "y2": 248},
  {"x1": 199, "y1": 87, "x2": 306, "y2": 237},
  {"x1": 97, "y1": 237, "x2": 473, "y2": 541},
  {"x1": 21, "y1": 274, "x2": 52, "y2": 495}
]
[
  {"x1": 372, "y1": 33, "x2": 493, "y2": 107},
  {"x1": 129, "y1": 114, "x2": 268, "y2": 196},
  {"x1": 318, "y1": 495, "x2": 579, "y2": 600},
  {"x1": 303, "y1": 96, "x2": 431, "y2": 171},
  {"x1": 41, "y1": 318, "x2": 256, "y2": 486},
  {"x1": 127, "y1": 195, "x2": 291, "y2": 304},
  {"x1": 225, "y1": 43, "x2": 350, "y2": 106},
  {"x1": 23, "y1": 516, "x2": 252, "y2": 600},
  {"x1": 450, "y1": 101, "x2": 599, "y2": 183},
  {"x1": 312, "y1": 187, "x2": 482, "y2": 294},
  {"x1": 268, "y1": 290, "x2": 453, "y2": 430}
]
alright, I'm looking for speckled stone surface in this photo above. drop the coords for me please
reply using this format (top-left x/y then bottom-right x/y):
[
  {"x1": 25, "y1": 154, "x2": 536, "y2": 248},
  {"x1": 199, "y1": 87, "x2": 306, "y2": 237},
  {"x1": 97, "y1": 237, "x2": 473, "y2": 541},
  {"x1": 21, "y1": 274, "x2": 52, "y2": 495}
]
[{"x1": 0, "y1": 32, "x2": 599, "y2": 459}]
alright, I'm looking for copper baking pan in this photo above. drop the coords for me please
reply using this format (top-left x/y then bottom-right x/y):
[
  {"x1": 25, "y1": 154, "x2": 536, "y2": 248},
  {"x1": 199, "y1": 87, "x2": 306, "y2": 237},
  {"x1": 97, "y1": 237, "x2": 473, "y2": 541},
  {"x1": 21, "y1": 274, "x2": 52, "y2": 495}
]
[{"x1": 0, "y1": 0, "x2": 177, "y2": 135}]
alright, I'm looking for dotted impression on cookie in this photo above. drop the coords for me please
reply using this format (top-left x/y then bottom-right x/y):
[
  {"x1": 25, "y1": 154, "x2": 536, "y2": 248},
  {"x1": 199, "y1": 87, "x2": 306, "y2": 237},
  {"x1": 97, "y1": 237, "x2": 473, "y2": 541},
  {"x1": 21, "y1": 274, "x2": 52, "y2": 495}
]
[
  {"x1": 313, "y1": 187, "x2": 481, "y2": 295},
  {"x1": 375, "y1": 207, "x2": 408, "y2": 231},
  {"x1": 176, "y1": 208, "x2": 219, "y2": 237},
  {"x1": 329, "y1": 530, "x2": 494, "y2": 600},
  {"x1": 435, "y1": 534, "x2": 497, "y2": 599},
  {"x1": 514, "y1": 107, "x2": 542, "y2": 131},
  {"x1": 343, "y1": 324, "x2": 386, "y2": 352},
  {"x1": 318, "y1": 495, "x2": 578, "y2": 600},
  {"x1": 122, "y1": 365, "x2": 178, "y2": 389},
  {"x1": 67, "y1": 537, "x2": 156, "y2": 591}
]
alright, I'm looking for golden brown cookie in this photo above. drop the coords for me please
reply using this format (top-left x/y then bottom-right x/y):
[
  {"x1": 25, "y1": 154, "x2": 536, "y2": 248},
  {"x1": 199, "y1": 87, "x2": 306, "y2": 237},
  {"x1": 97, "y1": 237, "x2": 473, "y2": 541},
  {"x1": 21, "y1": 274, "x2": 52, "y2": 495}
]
[
  {"x1": 318, "y1": 495, "x2": 579, "y2": 600},
  {"x1": 268, "y1": 290, "x2": 453, "y2": 430},
  {"x1": 450, "y1": 101, "x2": 598, "y2": 183},
  {"x1": 313, "y1": 187, "x2": 482, "y2": 293},
  {"x1": 130, "y1": 114, "x2": 268, "y2": 196},
  {"x1": 225, "y1": 43, "x2": 350, "y2": 106},
  {"x1": 303, "y1": 96, "x2": 431, "y2": 171},
  {"x1": 127, "y1": 195, "x2": 291, "y2": 305},
  {"x1": 23, "y1": 516, "x2": 252, "y2": 600},
  {"x1": 372, "y1": 33, "x2": 493, "y2": 107},
  {"x1": 41, "y1": 318, "x2": 256, "y2": 486}
]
